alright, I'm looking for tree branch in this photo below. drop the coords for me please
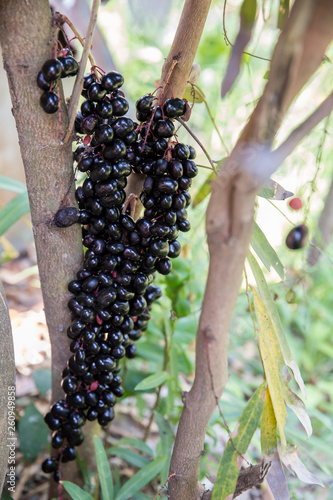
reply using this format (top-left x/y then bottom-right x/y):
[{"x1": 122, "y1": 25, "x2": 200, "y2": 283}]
[
  {"x1": 0, "y1": 279, "x2": 15, "y2": 493},
  {"x1": 158, "y1": 0, "x2": 212, "y2": 102},
  {"x1": 62, "y1": 0, "x2": 100, "y2": 144},
  {"x1": 168, "y1": 1, "x2": 333, "y2": 498}
]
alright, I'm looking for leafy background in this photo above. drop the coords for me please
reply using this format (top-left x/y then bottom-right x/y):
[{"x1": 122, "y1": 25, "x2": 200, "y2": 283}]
[{"x1": 0, "y1": 0, "x2": 332, "y2": 499}]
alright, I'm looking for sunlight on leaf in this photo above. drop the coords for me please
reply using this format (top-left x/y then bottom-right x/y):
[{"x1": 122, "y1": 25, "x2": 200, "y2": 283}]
[
  {"x1": 251, "y1": 222, "x2": 284, "y2": 279},
  {"x1": 115, "y1": 456, "x2": 166, "y2": 500},
  {"x1": 211, "y1": 381, "x2": 265, "y2": 500},
  {"x1": 62, "y1": 481, "x2": 94, "y2": 500},
  {"x1": 134, "y1": 370, "x2": 169, "y2": 391},
  {"x1": 182, "y1": 82, "x2": 205, "y2": 103},
  {"x1": 258, "y1": 178, "x2": 293, "y2": 200}
]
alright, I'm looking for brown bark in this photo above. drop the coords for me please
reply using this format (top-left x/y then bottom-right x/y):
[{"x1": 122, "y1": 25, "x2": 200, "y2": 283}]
[
  {"x1": 167, "y1": 1, "x2": 333, "y2": 498},
  {"x1": 0, "y1": 0, "x2": 99, "y2": 494},
  {"x1": 0, "y1": 280, "x2": 16, "y2": 492}
]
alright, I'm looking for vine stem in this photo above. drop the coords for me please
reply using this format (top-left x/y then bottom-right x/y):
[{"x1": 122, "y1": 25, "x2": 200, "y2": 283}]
[
  {"x1": 176, "y1": 117, "x2": 217, "y2": 173},
  {"x1": 62, "y1": 0, "x2": 101, "y2": 144}
]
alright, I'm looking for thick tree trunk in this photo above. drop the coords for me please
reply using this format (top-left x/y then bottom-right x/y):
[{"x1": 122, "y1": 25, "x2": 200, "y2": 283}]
[
  {"x1": 0, "y1": 280, "x2": 16, "y2": 492},
  {"x1": 0, "y1": 0, "x2": 99, "y2": 495}
]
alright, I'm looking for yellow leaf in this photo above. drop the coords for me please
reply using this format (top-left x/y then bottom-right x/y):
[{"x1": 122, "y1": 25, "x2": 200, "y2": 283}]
[
  {"x1": 252, "y1": 287, "x2": 287, "y2": 452},
  {"x1": 261, "y1": 386, "x2": 277, "y2": 456},
  {"x1": 182, "y1": 83, "x2": 205, "y2": 104}
]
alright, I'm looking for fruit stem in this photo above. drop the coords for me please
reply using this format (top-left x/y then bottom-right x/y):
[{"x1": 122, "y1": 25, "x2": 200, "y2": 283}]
[{"x1": 176, "y1": 117, "x2": 217, "y2": 174}]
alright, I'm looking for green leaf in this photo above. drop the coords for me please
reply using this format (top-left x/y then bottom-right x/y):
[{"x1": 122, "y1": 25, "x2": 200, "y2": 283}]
[
  {"x1": 258, "y1": 178, "x2": 293, "y2": 200},
  {"x1": 251, "y1": 222, "x2": 284, "y2": 279},
  {"x1": 32, "y1": 369, "x2": 51, "y2": 396},
  {"x1": 62, "y1": 481, "x2": 95, "y2": 500},
  {"x1": 1, "y1": 491, "x2": 14, "y2": 500},
  {"x1": 0, "y1": 192, "x2": 30, "y2": 236},
  {"x1": 134, "y1": 371, "x2": 169, "y2": 391},
  {"x1": 278, "y1": 0, "x2": 289, "y2": 29},
  {"x1": 115, "y1": 456, "x2": 166, "y2": 500},
  {"x1": 17, "y1": 403, "x2": 49, "y2": 462},
  {"x1": 240, "y1": 0, "x2": 257, "y2": 27},
  {"x1": 247, "y1": 252, "x2": 307, "y2": 400},
  {"x1": 182, "y1": 83, "x2": 205, "y2": 103},
  {"x1": 192, "y1": 171, "x2": 216, "y2": 208},
  {"x1": 93, "y1": 436, "x2": 114, "y2": 500},
  {"x1": 154, "y1": 412, "x2": 173, "y2": 482},
  {"x1": 113, "y1": 438, "x2": 153, "y2": 456},
  {"x1": 0, "y1": 175, "x2": 26, "y2": 194},
  {"x1": 107, "y1": 447, "x2": 150, "y2": 468},
  {"x1": 212, "y1": 381, "x2": 266, "y2": 500}
]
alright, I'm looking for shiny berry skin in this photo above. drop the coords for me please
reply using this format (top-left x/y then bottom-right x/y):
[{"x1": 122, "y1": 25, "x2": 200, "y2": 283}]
[
  {"x1": 174, "y1": 143, "x2": 190, "y2": 160},
  {"x1": 126, "y1": 343, "x2": 137, "y2": 359},
  {"x1": 94, "y1": 124, "x2": 114, "y2": 144},
  {"x1": 182, "y1": 160, "x2": 198, "y2": 178},
  {"x1": 136, "y1": 94, "x2": 154, "y2": 113},
  {"x1": 51, "y1": 400, "x2": 70, "y2": 420},
  {"x1": 88, "y1": 82, "x2": 107, "y2": 101},
  {"x1": 288, "y1": 197, "x2": 303, "y2": 210},
  {"x1": 103, "y1": 139, "x2": 127, "y2": 160},
  {"x1": 286, "y1": 224, "x2": 308, "y2": 250},
  {"x1": 163, "y1": 98, "x2": 186, "y2": 118},
  {"x1": 44, "y1": 412, "x2": 61, "y2": 431},
  {"x1": 51, "y1": 431, "x2": 64, "y2": 449},
  {"x1": 40, "y1": 91, "x2": 58, "y2": 114},
  {"x1": 156, "y1": 257, "x2": 172, "y2": 275},
  {"x1": 111, "y1": 96, "x2": 129, "y2": 116},
  {"x1": 42, "y1": 457, "x2": 58, "y2": 473},
  {"x1": 42, "y1": 58, "x2": 62, "y2": 81},
  {"x1": 96, "y1": 99, "x2": 113, "y2": 118},
  {"x1": 81, "y1": 99, "x2": 95, "y2": 117},
  {"x1": 101, "y1": 71, "x2": 124, "y2": 91},
  {"x1": 61, "y1": 446, "x2": 77, "y2": 463},
  {"x1": 58, "y1": 56, "x2": 79, "y2": 77},
  {"x1": 154, "y1": 119, "x2": 175, "y2": 138},
  {"x1": 61, "y1": 376, "x2": 78, "y2": 395},
  {"x1": 83, "y1": 73, "x2": 96, "y2": 89},
  {"x1": 188, "y1": 145, "x2": 196, "y2": 159},
  {"x1": 37, "y1": 71, "x2": 50, "y2": 91},
  {"x1": 98, "y1": 407, "x2": 115, "y2": 426},
  {"x1": 168, "y1": 240, "x2": 181, "y2": 258}
]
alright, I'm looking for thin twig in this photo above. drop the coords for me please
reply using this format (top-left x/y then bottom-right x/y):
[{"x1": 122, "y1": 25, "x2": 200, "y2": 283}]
[
  {"x1": 176, "y1": 117, "x2": 217, "y2": 173},
  {"x1": 152, "y1": 473, "x2": 177, "y2": 500},
  {"x1": 266, "y1": 199, "x2": 294, "y2": 225},
  {"x1": 55, "y1": 13, "x2": 95, "y2": 67},
  {"x1": 190, "y1": 83, "x2": 230, "y2": 155},
  {"x1": 62, "y1": 0, "x2": 101, "y2": 144},
  {"x1": 222, "y1": 0, "x2": 271, "y2": 62}
]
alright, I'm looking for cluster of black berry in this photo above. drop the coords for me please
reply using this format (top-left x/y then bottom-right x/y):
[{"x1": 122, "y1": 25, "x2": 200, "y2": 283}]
[
  {"x1": 40, "y1": 59, "x2": 198, "y2": 480},
  {"x1": 37, "y1": 53, "x2": 78, "y2": 113}
]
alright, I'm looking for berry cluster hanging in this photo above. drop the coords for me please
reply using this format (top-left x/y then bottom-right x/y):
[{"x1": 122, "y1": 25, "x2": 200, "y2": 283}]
[{"x1": 38, "y1": 49, "x2": 198, "y2": 480}]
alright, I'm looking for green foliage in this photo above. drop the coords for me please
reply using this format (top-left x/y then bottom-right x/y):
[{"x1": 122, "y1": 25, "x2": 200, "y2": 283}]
[
  {"x1": 17, "y1": 403, "x2": 49, "y2": 462},
  {"x1": 0, "y1": 192, "x2": 30, "y2": 236},
  {"x1": 32, "y1": 368, "x2": 51, "y2": 396}
]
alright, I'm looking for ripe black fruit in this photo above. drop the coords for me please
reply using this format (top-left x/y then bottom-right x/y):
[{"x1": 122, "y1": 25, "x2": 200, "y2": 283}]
[
  {"x1": 40, "y1": 92, "x2": 58, "y2": 114},
  {"x1": 42, "y1": 58, "x2": 62, "y2": 82},
  {"x1": 286, "y1": 224, "x2": 308, "y2": 250}
]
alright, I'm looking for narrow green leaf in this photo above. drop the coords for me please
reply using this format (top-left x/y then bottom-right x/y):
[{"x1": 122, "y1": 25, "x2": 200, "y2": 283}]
[
  {"x1": 134, "y1": 371, "x2": 169, "y2": 391},
  {"x1": 32, "y1": 369, "x2": 51, "y2": 396},
  {"x1": 17, "y1": 403, "x2": 49, "y2": 461},
  {"x1": 107, "y1": 447, "x2": 150, "y2": 468},
  {"x1": 62, "y1": 481, "x2": 95, "y2": 500},
  {"x1": 115, "y1": 456, "x2": 166, "y2": 500},
  {"x1": 0, "y1": 175, "x2": 26, "y2": 194},
  {"x1": 192, "y1": 171, "x2": 216, "y2": 208},
  {"x1": 93, "y1": 436, "x2": 114, "y2": 500},
  {"x1": 0, "y1": 192, "x2": 30, "y2": 236},
  {"x1": 212, "y1": 381, "x2": 265, "y2": 500},
  {"x1": 112, "y1": 437, "x2": 153, "y2": 456},
  {"x1": 1, "y1": 491, "x2": 14, "y2": 500},
  {"x1": 247, "y1": 252, "x2": 307, "y2": 399},
  {"x1": 154, "y1": 411, "x2": 173, "y2": 482},
  {"x1": 278, "y1": 0, "x2": 289, "y2": 29},
  {"x1": 251, "y1": 222, "x2": 284, "y2": 279}
]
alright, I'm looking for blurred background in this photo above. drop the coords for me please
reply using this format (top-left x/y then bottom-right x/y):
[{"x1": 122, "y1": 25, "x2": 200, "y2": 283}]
[{"x1": 0, "y1": 0, "x2": 332, "y2": 499}]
